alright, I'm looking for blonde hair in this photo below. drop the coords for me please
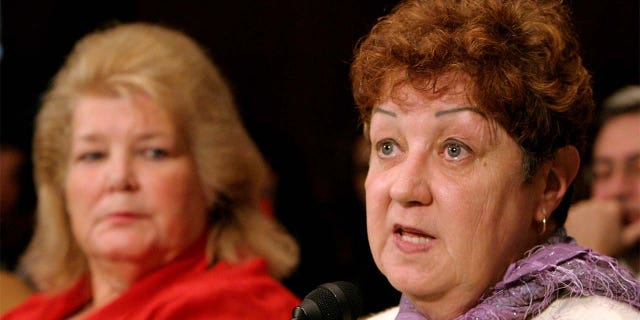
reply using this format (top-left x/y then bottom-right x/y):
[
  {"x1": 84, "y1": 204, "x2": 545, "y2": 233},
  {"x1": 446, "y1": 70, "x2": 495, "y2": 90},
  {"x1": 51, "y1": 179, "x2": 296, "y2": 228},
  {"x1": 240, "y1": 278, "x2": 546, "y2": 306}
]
[{"x1": 21, "y1": 22, "x2": 299, "y2": 292}]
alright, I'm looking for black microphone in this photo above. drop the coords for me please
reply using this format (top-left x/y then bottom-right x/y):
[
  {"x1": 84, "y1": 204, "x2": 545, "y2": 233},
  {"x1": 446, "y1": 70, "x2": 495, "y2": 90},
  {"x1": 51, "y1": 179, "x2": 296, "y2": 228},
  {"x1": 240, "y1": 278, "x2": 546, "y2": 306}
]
[{"x1": 291, "y1": 281, "x2": 363, "y2": 320}]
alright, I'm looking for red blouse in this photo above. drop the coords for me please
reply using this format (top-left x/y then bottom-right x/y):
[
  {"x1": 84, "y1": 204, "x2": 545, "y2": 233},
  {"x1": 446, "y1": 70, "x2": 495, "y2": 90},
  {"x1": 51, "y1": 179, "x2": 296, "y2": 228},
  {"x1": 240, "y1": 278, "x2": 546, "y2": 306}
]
[{"x1": 2, "y1": 238, "x2": 299, "y2": 319}]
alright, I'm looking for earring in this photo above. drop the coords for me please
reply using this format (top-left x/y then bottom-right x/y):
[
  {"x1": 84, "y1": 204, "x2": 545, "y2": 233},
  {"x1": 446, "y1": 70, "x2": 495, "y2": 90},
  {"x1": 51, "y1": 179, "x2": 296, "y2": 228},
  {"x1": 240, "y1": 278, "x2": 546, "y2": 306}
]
[
  {"x1": 538, "y1": 218, "x2": 547, "y2": 235},
  {"x1": 537, "y1": 209, "x2": 547, "y2": 235}
]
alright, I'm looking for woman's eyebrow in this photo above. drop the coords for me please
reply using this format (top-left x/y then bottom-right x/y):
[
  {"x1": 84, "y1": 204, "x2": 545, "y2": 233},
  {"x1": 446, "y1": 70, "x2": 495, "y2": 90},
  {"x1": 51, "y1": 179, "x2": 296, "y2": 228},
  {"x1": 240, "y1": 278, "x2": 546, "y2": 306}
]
[
  {"x1": 373, "y1": 107, "x2": 397, "y2": 117},
  {"x1": 435, "y1": 106, "x2": 487, "y2": 119}
]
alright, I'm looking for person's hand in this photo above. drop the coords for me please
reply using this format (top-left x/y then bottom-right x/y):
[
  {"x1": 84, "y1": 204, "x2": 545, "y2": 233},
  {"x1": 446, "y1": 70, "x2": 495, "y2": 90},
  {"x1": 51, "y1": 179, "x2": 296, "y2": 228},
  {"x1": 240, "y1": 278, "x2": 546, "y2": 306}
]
[{"x1": 566, "y1": 199, "x2": 640, "y2": 257}]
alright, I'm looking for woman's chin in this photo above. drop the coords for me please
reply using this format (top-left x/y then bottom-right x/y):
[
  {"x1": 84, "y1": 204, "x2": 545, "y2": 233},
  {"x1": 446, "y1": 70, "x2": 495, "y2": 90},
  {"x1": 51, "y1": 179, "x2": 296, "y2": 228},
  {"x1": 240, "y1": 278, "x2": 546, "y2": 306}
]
[
  {"x1": 86, "y1": 235, "x2": 156, "y2": 262},
  {"x1": 381, "y1": 256, "x2": 457, "y2": 304},
  {"x1": 385, "y1": 266, "x2": 436, "y2": 297},
  {"x1": 391, "y1": 277, "x2": 434, "y2": 299}
]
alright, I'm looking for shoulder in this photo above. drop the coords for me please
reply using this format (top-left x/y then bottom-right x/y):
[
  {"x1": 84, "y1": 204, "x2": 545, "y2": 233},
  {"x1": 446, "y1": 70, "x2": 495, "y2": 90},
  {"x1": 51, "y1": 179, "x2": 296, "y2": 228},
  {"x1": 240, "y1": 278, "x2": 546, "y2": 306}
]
[
  {"x1": 143, "y1": 258, "x2": 300, "y2": 319},
  {"x1": 1, "y1": 293, "x2": 45, "y2": 319},
  {"x1": 1, "y1": 291, "x2": 80, "y2": 319},
  {"x1": 532, "y1": 295, "x2": 640, "y2": 320},
  {"x1": 0, "y1": 270, "x2": 33, "y2": 313},
  {"x1": 187, "y1": 258, "x2": 295, "y2": 296},
  {"x1": 1, "y1": 276, "x2": 89, "y2": 320},
  {"x1": 361, "y1": 306, "x2": 399, "y2": 320}
]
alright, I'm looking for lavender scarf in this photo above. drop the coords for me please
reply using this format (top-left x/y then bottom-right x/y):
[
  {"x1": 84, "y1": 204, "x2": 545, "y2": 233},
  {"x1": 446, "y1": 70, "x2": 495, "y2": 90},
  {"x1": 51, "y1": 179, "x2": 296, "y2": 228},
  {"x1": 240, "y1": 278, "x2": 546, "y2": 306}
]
[{"x1": 396, "y1": 228, "x2": 640, "y2": 320}]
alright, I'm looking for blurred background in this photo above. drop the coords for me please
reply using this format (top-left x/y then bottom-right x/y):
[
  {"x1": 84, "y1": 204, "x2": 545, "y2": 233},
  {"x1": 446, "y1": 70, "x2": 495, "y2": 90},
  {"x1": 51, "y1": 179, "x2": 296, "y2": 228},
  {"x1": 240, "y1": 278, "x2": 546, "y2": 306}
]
[{"x1": 1, "y1": 0, "x2": 638, "y2": 314}]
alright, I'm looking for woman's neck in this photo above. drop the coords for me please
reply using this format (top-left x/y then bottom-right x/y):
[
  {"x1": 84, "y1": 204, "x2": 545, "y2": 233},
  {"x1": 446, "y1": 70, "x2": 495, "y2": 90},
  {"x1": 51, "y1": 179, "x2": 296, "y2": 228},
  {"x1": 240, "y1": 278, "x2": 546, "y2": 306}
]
[{"x1": 86, "y1": 257, "x2": 158, "y2": 310}]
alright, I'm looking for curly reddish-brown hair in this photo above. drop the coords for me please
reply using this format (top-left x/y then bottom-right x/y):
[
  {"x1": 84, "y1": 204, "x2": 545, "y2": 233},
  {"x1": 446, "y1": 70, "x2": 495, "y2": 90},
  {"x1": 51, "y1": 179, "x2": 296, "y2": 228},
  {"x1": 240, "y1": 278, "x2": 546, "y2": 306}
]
[{"x1": 351, "y1": 0, "x2": 594, "y2": 223}]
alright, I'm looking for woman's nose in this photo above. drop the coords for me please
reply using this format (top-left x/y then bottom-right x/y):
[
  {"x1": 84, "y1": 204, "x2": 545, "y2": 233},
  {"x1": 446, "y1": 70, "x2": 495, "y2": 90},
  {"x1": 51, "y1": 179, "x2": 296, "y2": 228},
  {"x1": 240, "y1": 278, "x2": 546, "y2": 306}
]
[
  {"x1": 388, "y1": 156, "x2": 432, "y2": 206},
  {"x1": 107, "y1": 155, "x2": 139, "y2": 192}
]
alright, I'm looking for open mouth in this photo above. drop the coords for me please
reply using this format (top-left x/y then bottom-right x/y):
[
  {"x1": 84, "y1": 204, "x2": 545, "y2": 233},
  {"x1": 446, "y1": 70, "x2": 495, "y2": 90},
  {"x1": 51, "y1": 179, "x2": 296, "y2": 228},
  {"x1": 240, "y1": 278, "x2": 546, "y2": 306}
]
[{"x1": 394, "y1": 225, "x2": 434, "y2": 245}]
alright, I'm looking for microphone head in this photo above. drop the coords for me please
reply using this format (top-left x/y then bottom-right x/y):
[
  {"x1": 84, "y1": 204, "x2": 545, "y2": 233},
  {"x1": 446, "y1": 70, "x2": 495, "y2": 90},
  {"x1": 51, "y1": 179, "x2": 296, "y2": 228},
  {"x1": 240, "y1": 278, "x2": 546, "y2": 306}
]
[{"x1": 292, "y1": 281, "x2": 363, "y2": 320}]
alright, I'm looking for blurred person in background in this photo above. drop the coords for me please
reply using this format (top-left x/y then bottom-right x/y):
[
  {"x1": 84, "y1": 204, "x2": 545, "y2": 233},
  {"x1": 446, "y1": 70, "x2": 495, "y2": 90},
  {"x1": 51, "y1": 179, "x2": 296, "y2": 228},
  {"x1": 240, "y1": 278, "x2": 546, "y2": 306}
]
[{"x1": 566, "y1": 85, "x2": 640, "y2": 278}]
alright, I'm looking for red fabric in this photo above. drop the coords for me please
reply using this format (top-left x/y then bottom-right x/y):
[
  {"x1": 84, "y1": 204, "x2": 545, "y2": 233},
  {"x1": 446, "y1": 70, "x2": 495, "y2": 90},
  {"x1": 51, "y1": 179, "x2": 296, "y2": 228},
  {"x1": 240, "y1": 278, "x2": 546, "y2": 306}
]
[{"x1": 2, "y1": 238, "x2": 300, "y2": 320}]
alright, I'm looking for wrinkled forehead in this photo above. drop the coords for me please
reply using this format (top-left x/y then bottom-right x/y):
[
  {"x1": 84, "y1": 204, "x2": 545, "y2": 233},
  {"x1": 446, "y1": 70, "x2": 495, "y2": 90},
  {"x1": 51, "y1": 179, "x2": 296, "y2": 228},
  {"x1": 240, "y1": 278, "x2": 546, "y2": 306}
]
[
  {"x1": 365, "y1": 72, "x2": 502, "y2": 138},
  {"x1": 366, "y1": 71, "x2": 483, "y2": 120}
]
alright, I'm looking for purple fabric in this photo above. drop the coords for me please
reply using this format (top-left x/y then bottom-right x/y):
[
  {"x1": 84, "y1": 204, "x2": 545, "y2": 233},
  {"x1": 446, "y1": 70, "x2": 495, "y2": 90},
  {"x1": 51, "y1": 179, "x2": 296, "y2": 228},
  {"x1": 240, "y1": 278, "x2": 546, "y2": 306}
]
[
  {"x1": 397, "y1": 295, "x2": 424, "y2": 320},
  {"x1": 395, "y1": 228, "x2": 640, "y2": 320}
]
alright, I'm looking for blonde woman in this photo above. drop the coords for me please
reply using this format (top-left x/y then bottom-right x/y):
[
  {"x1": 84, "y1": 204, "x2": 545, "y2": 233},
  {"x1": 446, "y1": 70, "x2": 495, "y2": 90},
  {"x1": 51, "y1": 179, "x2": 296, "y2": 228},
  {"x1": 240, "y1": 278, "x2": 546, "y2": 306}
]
[{"x1": 3, "y1": 22, "x2": 299, "y2": 319}]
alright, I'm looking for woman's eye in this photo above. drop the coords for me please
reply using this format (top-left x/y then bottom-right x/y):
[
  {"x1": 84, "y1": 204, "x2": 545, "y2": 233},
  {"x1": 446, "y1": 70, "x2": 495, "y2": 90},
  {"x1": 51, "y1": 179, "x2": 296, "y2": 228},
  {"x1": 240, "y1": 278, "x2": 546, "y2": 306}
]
[
  {"x1": 144, "y1": 148, "x2": 169, "y2": 159},
  {"x1": 443, "y1": 140, "x2": 471, "y2": 160},
  {"x1": 377, "y1": 140, "x2": 396, "y2": 157},
  {"x1": 77, "y1": 152, "x2": 105, "y2": 161},
  {"x1": 447, "y1": 144, "x2": 462, "y2": 158}
]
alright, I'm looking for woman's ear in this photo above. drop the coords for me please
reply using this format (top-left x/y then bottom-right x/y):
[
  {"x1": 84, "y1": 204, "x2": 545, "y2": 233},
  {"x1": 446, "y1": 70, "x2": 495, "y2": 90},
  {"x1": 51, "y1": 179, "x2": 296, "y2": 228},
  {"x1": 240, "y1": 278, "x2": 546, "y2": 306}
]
[{"x1": 539, "y1": 145, "x2": 580, "y2": 216}]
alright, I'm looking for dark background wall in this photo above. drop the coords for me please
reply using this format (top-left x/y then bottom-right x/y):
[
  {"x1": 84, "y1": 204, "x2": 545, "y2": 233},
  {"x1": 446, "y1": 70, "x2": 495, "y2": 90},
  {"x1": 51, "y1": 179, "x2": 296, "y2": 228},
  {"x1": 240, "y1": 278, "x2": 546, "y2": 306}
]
[{"x1": 2, "y1": 0, "x2": 638, "y2": 313}]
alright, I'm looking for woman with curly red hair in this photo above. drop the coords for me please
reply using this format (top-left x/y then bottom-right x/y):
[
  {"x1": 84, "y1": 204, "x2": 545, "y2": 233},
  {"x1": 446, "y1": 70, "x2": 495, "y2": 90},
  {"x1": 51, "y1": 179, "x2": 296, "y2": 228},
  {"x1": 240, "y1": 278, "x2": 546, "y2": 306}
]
[{"x1": 351, "y1": 0, "x2": 640, "y2": 319}]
